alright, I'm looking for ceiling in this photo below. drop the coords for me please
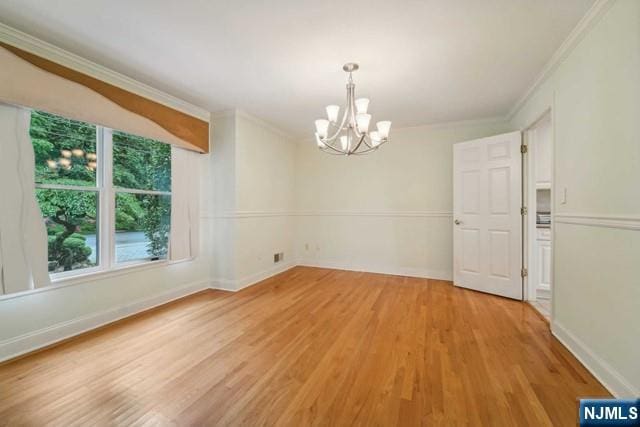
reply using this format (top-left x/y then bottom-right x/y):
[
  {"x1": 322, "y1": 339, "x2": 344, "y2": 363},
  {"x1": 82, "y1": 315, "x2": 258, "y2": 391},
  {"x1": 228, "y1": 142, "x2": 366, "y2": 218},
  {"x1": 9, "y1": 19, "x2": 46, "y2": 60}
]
[{"x1": 0, "y1": 0, "x2": 595, "y2": 136}]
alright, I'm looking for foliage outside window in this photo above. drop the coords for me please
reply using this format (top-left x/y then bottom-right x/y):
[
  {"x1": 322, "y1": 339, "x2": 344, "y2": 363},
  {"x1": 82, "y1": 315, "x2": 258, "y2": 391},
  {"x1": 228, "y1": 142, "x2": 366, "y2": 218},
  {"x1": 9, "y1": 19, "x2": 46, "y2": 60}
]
[
  {"x1": 112, "y1": 131, "x2": 171, "y2": 263},
  {"x1": 31, "y1": 110, "x2": 171, "y2": 276}
]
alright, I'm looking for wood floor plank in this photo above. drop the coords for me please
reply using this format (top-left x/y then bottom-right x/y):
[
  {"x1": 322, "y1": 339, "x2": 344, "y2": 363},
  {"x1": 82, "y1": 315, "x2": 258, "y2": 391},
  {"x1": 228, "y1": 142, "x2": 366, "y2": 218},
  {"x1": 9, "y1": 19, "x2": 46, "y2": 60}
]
[{"x1": 0, "y1": 267, "x2": 610, "y2": 426}]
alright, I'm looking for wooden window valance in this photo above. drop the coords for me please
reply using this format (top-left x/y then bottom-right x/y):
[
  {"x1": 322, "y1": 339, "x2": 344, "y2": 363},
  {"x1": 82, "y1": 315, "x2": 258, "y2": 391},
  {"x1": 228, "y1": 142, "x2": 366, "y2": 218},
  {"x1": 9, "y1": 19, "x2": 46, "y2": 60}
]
[{"x1": 0, "y1": 42, "x2": 209, "y2": 153}]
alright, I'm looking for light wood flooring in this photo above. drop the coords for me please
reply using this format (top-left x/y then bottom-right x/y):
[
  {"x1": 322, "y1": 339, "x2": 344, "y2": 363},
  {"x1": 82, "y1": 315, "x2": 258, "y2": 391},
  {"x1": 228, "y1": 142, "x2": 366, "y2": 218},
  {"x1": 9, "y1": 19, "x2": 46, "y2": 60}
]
[{"x1": 0, "y1": 267, "x2": 609, "y2": 426}]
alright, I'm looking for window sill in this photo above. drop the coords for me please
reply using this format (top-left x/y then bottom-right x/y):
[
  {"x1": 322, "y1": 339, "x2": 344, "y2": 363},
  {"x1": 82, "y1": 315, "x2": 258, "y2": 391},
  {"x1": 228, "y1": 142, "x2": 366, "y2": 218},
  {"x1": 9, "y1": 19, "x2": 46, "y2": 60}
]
[{"x1": 0, "y1": 258, "x2": 195, "y2": 302}]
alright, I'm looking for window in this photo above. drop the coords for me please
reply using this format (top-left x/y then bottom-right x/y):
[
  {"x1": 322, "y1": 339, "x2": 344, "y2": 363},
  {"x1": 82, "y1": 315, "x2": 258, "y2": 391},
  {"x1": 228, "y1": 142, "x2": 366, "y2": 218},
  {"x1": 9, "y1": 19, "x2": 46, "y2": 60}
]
[
  {"x1": 31, "y1": 110, "x2": 171, "y2": 278},
  {"x1": 112, "y1": 131, "x2": 171, "y2": 263}
]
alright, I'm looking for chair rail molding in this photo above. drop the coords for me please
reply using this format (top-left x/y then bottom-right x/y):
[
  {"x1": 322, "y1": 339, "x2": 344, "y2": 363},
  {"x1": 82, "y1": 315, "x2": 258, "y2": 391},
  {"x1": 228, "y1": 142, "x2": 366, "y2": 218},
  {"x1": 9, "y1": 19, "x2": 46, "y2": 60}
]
[
  {"x1": 554, "y1": 213, "x2": 640, "y2": 231},
  {"x1": 209, "y1": 210, "x2": 453, "y2": 219}
]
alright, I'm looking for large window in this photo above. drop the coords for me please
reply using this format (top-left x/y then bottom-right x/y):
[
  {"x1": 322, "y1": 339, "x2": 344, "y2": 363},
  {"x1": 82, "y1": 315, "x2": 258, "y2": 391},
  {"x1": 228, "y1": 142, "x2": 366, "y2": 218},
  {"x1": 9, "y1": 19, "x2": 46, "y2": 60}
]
[{"x1": 31, "y1": 110, "x2": 171, "y2": 277}]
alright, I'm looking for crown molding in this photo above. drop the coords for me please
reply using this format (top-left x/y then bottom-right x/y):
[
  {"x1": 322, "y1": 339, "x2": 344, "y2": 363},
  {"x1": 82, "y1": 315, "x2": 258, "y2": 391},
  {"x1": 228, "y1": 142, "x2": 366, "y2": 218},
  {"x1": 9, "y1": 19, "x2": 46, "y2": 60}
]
[
  {"x1": 394, "y1": 116, "x2": 509, "y2": 132},
  {"x1": 235, "y1": 109, "x2": 296, "y2": 140},
  {"x1": 507, "y1": 0, "x2": 616, "y2": 121},
  {"x1": 211, "y1": 109, "x2": 296, "y2": 140},
  {"x1": 0, "y1": 21, "x2": 210, "y2": 122}
]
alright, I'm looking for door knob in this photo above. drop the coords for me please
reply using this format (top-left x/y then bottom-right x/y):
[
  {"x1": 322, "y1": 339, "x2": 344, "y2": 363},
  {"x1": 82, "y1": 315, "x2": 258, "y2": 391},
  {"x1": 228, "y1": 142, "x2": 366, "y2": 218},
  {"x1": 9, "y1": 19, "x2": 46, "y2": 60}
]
[{"x1": 454, "y1": 219, "x2": 462, "y2": 225}]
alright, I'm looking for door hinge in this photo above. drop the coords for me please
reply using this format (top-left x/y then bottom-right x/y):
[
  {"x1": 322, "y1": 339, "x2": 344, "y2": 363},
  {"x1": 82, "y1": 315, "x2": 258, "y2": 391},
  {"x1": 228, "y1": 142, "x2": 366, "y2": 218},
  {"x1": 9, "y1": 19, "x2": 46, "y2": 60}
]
[
  {"x1": 520, "y1": 144, "x2": 528, "y2": 154},
  {"x1": 521, "y1": 267, "x2": 528, "y2": 278},
  {"x1": 521, "y1": 207, "x2": 528, "y2": 215}
]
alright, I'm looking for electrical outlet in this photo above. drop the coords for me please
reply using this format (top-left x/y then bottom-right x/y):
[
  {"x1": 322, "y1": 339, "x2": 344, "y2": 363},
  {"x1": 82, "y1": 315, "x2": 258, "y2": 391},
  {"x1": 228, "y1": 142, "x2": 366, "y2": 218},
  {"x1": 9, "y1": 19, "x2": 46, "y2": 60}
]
[
  {"x1": 274, "y1": 252, "x2": 284, "y2": 263},
  {"x1": 305, "y1": 243, "x2": 309, "y2": 251}
]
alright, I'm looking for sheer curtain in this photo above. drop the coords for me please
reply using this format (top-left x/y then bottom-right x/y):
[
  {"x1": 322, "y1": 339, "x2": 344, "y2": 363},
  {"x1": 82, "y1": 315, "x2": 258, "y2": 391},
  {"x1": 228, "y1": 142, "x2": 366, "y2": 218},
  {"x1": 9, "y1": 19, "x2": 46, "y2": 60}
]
[
  {"x1": 170, "y1": 146, "x2": 200, "y2": 261},
  {"x1": 0, "y1": 102, "x2": 50, "y2": 294}
]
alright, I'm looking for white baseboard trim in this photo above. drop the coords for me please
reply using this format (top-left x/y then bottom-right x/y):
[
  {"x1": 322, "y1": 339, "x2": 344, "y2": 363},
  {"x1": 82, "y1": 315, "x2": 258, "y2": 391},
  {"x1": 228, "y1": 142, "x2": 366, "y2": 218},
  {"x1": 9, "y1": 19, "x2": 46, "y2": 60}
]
[
  {"x1": 211, "y1": 261, "x2": 297, "y2": 292},
  {"x1": 536, "y1": 286, "x2": 551, "y2": 300},
  {"x1": 0, "y1": 279, "x2": 211, "y2": 363},
  {"x1": 296, "y1": 259, "x2": 453, "y2": 281},
  {"x1": 551, "y1": 320, "x2": 638, "y2": 398}
]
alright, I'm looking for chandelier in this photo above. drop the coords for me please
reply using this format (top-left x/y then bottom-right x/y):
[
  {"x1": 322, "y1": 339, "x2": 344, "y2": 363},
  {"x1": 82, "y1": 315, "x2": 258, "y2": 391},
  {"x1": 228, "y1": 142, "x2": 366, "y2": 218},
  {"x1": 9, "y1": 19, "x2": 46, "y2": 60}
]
[{"x1": 314, "y1": 63, "x2": 391, "y2": 155}]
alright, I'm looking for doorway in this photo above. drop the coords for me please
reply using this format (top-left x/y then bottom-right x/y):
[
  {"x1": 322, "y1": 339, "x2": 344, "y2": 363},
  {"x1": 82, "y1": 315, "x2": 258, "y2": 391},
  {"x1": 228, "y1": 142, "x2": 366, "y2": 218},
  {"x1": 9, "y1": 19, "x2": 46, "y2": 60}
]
[{"x1": 523, "y1": 111, "x2": 553, "y2": 319}]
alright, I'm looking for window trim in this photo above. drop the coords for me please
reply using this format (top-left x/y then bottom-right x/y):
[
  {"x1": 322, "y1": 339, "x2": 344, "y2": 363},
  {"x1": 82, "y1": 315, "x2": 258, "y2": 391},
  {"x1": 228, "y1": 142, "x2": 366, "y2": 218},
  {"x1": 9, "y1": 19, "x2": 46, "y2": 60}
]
[{"x1": 33, "y1": 119, "x2": 172, "y2": 281}]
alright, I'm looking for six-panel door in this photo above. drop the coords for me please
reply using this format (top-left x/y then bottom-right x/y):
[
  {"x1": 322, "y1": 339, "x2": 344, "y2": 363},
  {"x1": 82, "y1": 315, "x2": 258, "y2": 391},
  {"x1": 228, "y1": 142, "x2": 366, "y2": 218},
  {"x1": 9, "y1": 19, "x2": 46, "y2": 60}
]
[{"x1": 453, "y1": 132, "x2": 523, "y2": 299}]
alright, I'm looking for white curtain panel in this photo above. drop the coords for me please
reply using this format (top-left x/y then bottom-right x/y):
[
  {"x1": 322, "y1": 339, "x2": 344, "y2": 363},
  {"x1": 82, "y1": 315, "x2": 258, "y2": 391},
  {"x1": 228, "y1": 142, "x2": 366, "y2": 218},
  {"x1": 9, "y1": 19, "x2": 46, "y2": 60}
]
[
  {"x1": 170, "y1": 146, "x2": 200, "y2": 261},
  {"x1": 0, "y1": 103, "x2": 50, "y2": 295}
]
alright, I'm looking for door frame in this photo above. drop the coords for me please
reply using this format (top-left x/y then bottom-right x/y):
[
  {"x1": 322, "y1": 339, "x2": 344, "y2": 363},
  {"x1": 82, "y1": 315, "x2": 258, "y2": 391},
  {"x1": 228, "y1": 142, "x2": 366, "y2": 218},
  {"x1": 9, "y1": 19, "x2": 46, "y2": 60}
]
[{"x1": 522, "y1": 107, "x2": 555, "y2": 321}]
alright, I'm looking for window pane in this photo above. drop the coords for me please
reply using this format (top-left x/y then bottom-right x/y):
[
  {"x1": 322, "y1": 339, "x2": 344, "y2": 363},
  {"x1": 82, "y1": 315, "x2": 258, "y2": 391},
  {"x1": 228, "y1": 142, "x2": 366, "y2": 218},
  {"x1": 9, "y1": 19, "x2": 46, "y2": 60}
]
[
  {"x1": 113, "y1": 131, "x2": 171, "y2": 191},
  {"x1": 30, "y1": 111, "x2": 98, "y2": 186},
  {"x1": 115, "y1": 193, "x2": 170, "y2": 263},
  {"x1": 35, "y1": 189, "x2": 99, "y2": 273}
]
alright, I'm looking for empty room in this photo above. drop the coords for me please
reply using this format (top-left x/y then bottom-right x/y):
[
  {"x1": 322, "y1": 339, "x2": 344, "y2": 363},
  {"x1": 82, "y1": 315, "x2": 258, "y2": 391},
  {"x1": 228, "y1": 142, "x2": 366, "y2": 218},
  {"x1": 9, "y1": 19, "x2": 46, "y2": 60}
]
[{"x1": 0, "y1": 0, "x2": 638, "y2": 425}]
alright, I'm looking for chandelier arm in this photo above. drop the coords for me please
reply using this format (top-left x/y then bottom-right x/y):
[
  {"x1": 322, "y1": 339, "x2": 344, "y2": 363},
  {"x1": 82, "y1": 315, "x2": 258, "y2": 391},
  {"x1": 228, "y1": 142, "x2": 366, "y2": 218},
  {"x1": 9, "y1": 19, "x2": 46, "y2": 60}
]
[
  {"x1": 351, "y1": 146, "x2": 379, "y2": 155},
  {"x1": 353, "y1": 138, "x2": 390, "y2": 155},
  {"x1": 324, "y1": 82, "x2": 354, "y2": 142},
  {"x1": 320, "y1": 147, "x2": 347, "y2": 155},
  {"x1": 324, "y1": 109, "x2": 350, "y2": 142},
  {"x1": 321, "y1": 140, "x2": 347, "y2": 155},
  {"x1": 350, "y1": 134, "x2": 366, "y2": 153},
  {"x1": 349, "y1": 84, "x2": 365, "y2": 139}
]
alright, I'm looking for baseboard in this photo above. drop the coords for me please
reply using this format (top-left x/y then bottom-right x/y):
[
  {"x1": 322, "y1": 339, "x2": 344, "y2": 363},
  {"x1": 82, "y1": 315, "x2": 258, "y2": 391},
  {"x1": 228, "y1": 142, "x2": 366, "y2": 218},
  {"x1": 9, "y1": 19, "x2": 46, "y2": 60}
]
[
  {"x1": 211, "y1": 261, "x2": 296, "y2": 291},
  {"x1": 536, "y1": 287, "x2": 551, "y2": 300},
  {"x1": 296, "y1": 259, "x2": 453, "y2": 281},
  {"x1": 551, "y1": 320, "x2": 638, "y2": 398},
  {"x1": 0, "y1": 279, "x2": 211, "y2": 363}
]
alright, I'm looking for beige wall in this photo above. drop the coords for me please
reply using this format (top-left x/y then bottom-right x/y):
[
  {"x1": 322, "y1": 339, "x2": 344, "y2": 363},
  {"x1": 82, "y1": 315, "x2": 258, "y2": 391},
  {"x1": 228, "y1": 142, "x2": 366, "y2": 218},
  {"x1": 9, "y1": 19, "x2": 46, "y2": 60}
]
[
  {"x1": 234, "y1": 112, "x2": 296, "y2": 284},
  {"x1": 208, "y1": 110, "x2": 296, "y2": 289},
  {"x1": 510, "y1": 0, "x2": 640, "y2": 397},
  {"x1": 293, "y1": 120, "x2": 513, "y2": 279}
]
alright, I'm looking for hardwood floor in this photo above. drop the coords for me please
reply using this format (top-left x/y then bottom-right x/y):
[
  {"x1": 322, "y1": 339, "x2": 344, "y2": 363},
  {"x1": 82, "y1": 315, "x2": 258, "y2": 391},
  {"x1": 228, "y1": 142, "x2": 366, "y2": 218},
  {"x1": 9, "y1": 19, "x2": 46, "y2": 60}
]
[{"x1": 0, "y1": 267, "x2": 609, "y2": 426}]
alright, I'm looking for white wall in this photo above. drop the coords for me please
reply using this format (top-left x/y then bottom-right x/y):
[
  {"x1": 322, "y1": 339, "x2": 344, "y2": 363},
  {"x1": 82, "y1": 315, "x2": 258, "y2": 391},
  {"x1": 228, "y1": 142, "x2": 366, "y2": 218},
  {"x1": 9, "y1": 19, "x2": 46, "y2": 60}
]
[
  {"x1": 208, "y1": 110, "x2": 297, "y2": 290},
  {"x1": 207, "y1": 112, "x2": 237, "y2": 285},
  {"x1": 294, "y1": 120, "x2": 513, "y2": 280},
  {"x1": 0, "y1": 108, "x2": 298, "y2": 360},
  {"x1": 0, "y1": 151, "x2": 213, "y2": 361},
  {"x1": 510, "y1": 0, "x2": 640, "y2": 397},
  {"x1": 234, "y1": 111, "x2": 296, "y2": 285}
]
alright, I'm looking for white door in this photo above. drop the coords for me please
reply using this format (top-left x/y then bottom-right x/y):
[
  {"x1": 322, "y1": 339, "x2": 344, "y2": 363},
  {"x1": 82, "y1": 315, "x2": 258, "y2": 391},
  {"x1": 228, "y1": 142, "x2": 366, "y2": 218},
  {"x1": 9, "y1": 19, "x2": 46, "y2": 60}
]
[{"x1": 453, "y1": 132, "x2": 523, "y2": 299}]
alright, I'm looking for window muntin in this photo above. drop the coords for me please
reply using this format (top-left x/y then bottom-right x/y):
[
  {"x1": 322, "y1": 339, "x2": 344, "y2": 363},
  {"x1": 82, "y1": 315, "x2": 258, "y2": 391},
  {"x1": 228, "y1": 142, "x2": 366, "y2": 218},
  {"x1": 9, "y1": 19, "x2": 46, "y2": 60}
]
[{"x1": 30, "y1": 110, "x2": 172, "y2": 278}]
